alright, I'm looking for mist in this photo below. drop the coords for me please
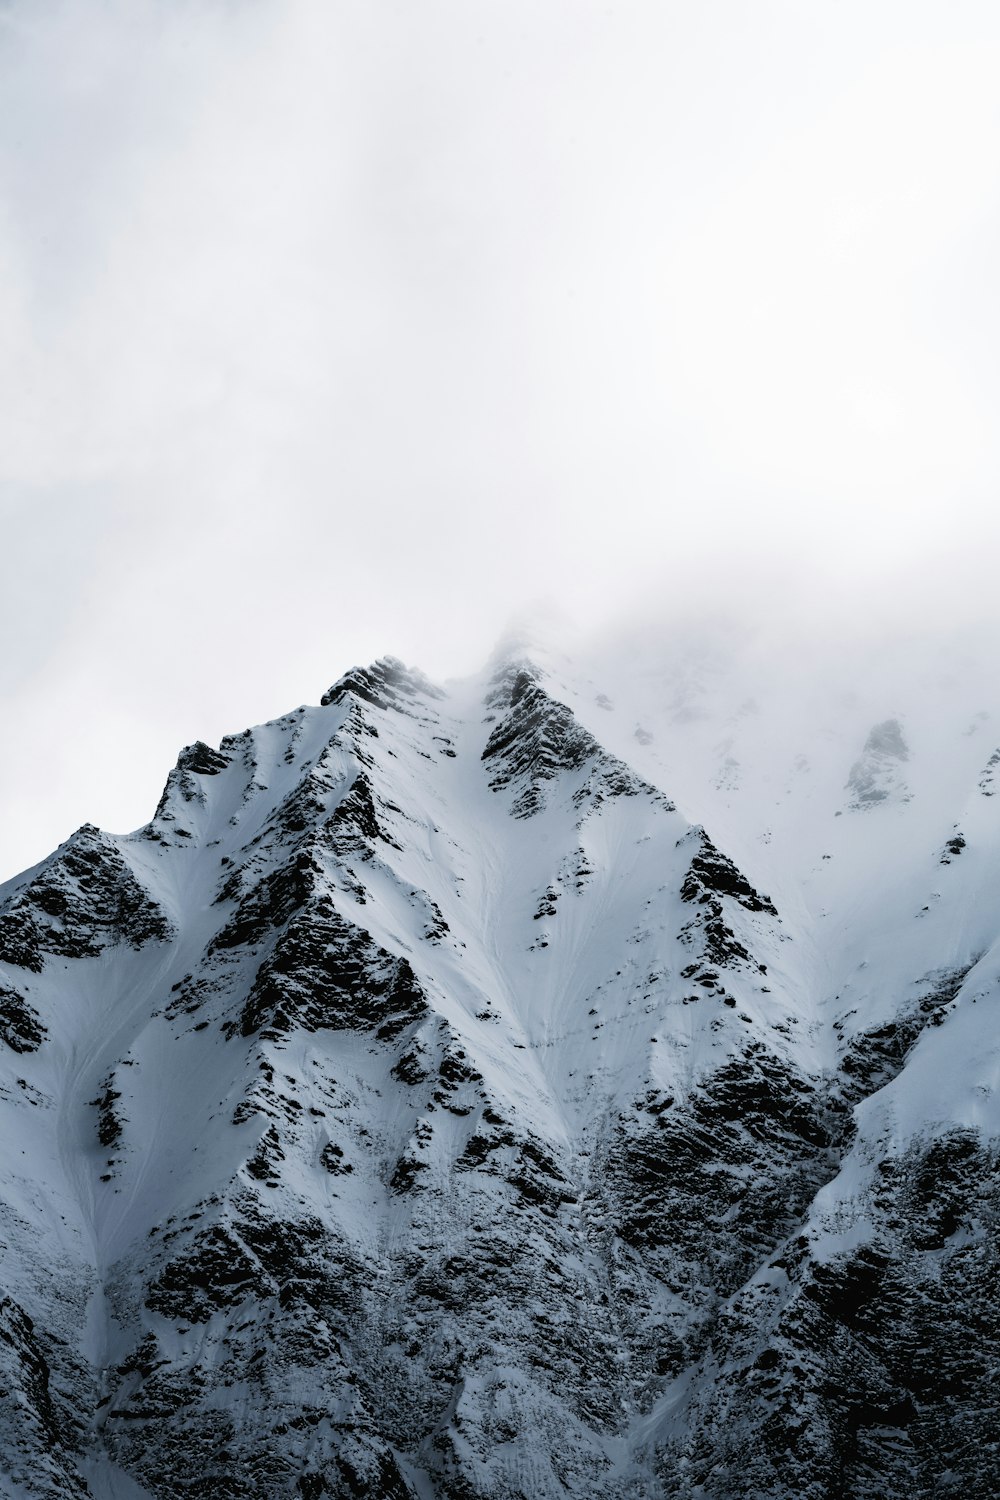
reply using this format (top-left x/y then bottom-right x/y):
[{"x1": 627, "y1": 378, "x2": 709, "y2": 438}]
[{"x1": 2, "y1": 0, "x2": 1000, "y2": 879}]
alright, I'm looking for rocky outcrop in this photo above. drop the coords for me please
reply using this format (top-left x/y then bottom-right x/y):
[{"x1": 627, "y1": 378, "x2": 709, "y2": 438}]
[
  {"x1": 0, "y1": 825, "x2": 171, "y2": 971},
  {"x1": 232, "y1": 898, "x2": 428, "y2": 1042},
  {"x1": 846, "y1": 718, "x2": 911, "y2": 810},
  {"x1": 0, "y1": 983, "x2": 46, "y2": 1052},
  {"x1": 482, "y1": 666, "x2": 670, "y2": 820},
  {"x1": 657, "y1": 1131, "x2": 1000, "y2": 1498}
]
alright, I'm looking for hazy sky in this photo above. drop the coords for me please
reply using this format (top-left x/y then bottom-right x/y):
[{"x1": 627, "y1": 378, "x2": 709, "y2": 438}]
[{"x1": 2, "y1": 0, "x2": 1000, "y2": 878}]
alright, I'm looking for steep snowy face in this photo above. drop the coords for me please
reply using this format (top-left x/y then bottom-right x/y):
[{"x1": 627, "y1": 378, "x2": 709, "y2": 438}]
[{"x1": 1, "y1": 643, "x2": 999, "y2": 1498}]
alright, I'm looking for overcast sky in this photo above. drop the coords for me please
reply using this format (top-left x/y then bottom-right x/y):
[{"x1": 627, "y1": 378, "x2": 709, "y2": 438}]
[{"x1": 2, "y1": 0, "x2": 1000, "y2": 879}]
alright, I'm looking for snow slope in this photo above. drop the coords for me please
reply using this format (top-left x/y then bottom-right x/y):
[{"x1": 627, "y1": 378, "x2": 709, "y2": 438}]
[{"x1": 1, "y1": 634, "x2": 998, "y2": 1497}]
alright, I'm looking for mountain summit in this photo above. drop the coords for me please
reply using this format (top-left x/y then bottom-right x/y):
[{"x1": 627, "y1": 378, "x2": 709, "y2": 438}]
[{"x1": 1, "y1": 640, "x2": 998, "y2": 1498}]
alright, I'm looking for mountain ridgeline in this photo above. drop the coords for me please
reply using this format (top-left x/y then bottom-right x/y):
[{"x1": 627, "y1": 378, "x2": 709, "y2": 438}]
[{"x1": 1, "y1": 641, "x2": 999, "y2": 1499}]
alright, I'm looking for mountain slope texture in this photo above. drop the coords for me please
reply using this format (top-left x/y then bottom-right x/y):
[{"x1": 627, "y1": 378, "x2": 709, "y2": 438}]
[{"x1": 2, "y1": 629, "x2": 999, "y2": 1498}]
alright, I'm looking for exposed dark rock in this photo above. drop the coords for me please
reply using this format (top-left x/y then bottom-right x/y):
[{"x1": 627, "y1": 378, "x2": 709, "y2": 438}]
[
  {"x1": 245, "y1": 1124, "x2": 285, "y2": 1185},
  {"x1": 211, "y1": 851, "x2": 317, "y2": 951},
  {"x1": 328, "y1": 772, "x2": 399, "y2": 856},
  {"x1": 146, "y1": 1224, "x2": 273, "y2": 1322},
  {"x1": 0, "y1": 1295, "x2": 90, "y2": 1498},
  {"x1": 176, "y1": 741, "x2": 233, "y2": 776},
  {"x1": 389, "y1": 1155, "x2": 430, "y2": 1194},
  {"x1": 608, "y1": 1044, "x2": 843, "y2": 1298},
  {"x1": 482, "y1": 673, "x2": 598, "y2": 817},
  {"x1": 677, "y1": 830, "x2": 777, "y2": 974},
  {"x1": 0, "y1": 825, "x2": 172, "y2": 971},
  {"x1": 0, "y1": 984, "x2": 46, "y2": 1052},
  {"x1": 664, "y1": 1134, "x2": 1000, "y2": 1498},
  {"x1": 481, "y1": 670, "x2": 666, "y2": 820},
  {"x1": 321, "y1": 657, "x2": 442, "y2": 712},
  {"x1": 232, "y1": 898, "x2": 427, "y2": 1043},
  {"x1": 392, "y1": 1042, "x2": 432, "y2": 1086},
  {"x1": 838, "y1": 964, "x2": 972, "y2": 1103},
  {"x1": 508, "y1": 1138, "x2": 575, "y2": 1215},
  {"x1": 320, "y1": 1142, "x2": 353, "y2": 1176},
  {"x1": 680, "y1": 831, "x2": 776, "y2": 916},
  {"x1": 534, "y1": 885, "x2": 559, "y2": 919},
  {"x1": 979, "y1": 747, "x2": 1000, "y2": 795},
  {"x1": 420, "y1": 895, "x2": 450, "y2": 943},
  {"x1": 940, "y1": 830, "x2": 967, "y2": 863},
  {"x1": 89, "y1": 1075, "x2": 124, "y2": 1150}
]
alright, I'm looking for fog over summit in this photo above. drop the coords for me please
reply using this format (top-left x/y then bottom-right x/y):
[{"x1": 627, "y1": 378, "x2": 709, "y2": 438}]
[{"x1": 2, "y1": 0, "x2": 1000, "y2": 876}]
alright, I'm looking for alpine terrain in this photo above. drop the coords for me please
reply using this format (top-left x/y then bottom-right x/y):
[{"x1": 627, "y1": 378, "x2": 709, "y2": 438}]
[{"x1": 1, "y1": 624, "x2": 999, "y2": 1499}]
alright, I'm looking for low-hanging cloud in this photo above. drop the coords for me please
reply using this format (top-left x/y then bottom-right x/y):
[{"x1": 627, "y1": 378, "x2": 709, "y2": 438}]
[{"x1": 2, "y1": 0, "x2": 1000, "y2": 877}]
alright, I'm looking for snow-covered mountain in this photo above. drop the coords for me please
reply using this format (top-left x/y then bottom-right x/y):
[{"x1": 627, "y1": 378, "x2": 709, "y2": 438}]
[{"x1": 2, "y1": 629, "x2": 999, "y2": 1498}]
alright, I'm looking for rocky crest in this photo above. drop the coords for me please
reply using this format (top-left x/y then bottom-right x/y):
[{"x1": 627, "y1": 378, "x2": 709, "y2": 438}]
[
  {"x1": 845, "y1": 718, "x2": 911, "y2": 811},
  {"x1": 1, "y1": 649, "x2": 999, "y2": 1498},
  {"x1": 0, "y1": 824, "x2": 172, "y2": 972}
]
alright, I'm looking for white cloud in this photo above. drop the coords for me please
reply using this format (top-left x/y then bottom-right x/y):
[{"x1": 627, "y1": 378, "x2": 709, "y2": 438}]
[{"x1": 2, "y1": 0, "x2": 1000, "y2": 876}]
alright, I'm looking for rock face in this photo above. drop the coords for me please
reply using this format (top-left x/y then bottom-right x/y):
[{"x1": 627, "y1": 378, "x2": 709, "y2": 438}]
[
  {"x1": 845, "y1": 718, "x2": 911, "y2": 810},
  {"x1": 2, "y1": 645, "x2": 1000, "y2": 1497},
  {"x1": 0, "y1": 823, "x2": 172, "y2": 972}
]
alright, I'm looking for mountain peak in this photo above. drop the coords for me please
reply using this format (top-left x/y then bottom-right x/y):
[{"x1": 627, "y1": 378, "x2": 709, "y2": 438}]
[
  {"x1": 320, "y1": 654, "x2": 441, "y2": 710},
  {"x1": 1, "y1": 640, "x2": 999, "y2": 1496}
]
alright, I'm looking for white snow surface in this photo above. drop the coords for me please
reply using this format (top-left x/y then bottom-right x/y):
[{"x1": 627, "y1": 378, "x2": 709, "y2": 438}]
[{"x1": 1, "y1": 628, "x2": 999, "y2": 1494}]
